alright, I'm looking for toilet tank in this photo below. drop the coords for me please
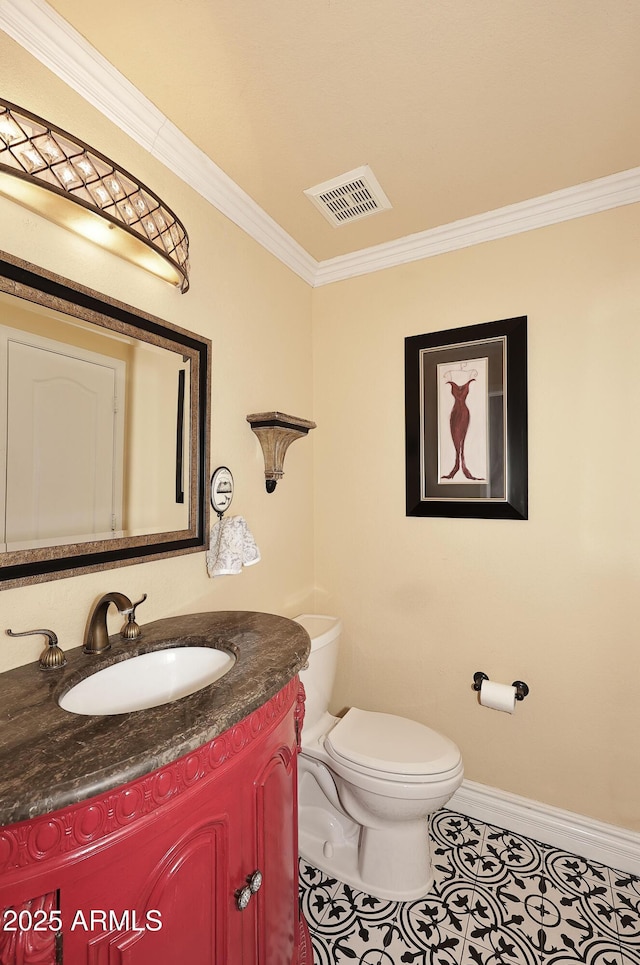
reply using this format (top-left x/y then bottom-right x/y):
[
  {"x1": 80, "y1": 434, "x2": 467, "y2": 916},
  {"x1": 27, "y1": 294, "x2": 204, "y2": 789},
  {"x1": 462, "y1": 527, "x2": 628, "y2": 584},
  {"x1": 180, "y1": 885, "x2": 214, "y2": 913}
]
[{"x1": 293, "y1": 614, "x2": 342, "y2": 732}]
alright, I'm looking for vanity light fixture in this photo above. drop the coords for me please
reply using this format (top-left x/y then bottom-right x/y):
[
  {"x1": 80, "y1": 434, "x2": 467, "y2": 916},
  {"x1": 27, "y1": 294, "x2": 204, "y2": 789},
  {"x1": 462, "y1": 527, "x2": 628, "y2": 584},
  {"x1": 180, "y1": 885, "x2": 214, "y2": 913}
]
[
  {"x1": 0, "y1": 99, "x2": 190, "y2": 292},
  {"x1": 247, "y1": 412, "x2": 316, "y2": 493}
]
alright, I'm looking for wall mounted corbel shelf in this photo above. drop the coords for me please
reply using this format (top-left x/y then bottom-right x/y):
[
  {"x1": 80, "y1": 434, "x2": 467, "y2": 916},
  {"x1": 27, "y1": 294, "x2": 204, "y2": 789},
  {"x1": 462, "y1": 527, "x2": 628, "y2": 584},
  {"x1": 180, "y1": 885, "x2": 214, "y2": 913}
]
[{"x1": 247, "y1": 412, "x2": 316, "y2": 492}]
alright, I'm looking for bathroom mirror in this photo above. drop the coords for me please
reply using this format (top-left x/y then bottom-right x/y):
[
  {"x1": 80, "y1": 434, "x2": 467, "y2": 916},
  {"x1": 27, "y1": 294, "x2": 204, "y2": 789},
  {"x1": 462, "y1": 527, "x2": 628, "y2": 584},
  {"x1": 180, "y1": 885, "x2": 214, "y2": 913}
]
[{"x1": 0, "y1": 251, "x2": 210, "y2": 588}]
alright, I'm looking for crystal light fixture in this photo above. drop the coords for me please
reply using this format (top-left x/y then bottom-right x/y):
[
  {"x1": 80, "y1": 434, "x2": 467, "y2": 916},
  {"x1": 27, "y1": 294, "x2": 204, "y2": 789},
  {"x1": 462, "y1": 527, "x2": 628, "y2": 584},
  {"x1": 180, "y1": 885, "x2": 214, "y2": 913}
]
[{"x1": 0, "y1": 99, "x2": 190, "y2": 292}]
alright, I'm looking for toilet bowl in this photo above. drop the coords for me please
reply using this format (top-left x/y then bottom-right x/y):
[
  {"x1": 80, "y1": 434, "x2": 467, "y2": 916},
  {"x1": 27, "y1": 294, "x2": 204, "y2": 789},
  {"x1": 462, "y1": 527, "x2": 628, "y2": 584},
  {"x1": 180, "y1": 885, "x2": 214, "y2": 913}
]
[{"x1": 295, "y1": 614, "x2": 463, "y2": 902}]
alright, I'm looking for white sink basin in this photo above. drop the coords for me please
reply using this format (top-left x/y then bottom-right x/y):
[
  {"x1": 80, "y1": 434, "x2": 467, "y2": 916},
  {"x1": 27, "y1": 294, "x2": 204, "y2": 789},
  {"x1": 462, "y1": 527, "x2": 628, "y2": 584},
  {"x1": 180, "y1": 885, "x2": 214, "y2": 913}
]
[{"x1": 59, "y1": 647, "x2": 236, "y2": 716}]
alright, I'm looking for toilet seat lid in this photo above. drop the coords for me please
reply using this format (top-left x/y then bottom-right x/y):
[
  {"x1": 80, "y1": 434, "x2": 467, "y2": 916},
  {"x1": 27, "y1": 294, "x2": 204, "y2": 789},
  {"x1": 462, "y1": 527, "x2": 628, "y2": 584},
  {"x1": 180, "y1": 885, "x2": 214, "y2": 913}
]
[{"x1": 325, "y1": 708, "x2": 461, "y2": 778}]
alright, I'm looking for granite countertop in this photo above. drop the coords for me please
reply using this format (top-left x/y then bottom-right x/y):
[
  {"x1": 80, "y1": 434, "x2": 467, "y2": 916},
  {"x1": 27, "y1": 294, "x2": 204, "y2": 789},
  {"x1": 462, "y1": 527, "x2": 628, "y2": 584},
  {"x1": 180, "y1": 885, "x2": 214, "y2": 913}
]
[{"x1": 0, "y1": 610, "x2": 310, "y2": 827}]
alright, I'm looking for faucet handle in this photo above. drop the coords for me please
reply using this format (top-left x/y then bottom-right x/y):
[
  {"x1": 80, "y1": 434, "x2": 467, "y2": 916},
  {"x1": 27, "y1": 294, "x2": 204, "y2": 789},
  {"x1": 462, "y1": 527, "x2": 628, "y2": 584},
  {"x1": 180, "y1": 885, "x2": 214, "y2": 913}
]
[
  {"x1": 120, "y1": 593, "x2": 147, "y2": 640},
  {"x1": 6, "y1": 628, "x2": 67, "y2": 670}
]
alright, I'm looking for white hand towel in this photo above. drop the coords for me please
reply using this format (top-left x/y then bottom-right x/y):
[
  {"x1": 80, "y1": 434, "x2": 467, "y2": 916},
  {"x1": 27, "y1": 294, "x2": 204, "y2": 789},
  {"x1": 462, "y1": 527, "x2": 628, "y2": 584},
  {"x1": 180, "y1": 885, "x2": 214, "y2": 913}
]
[{"x1": 206, "y1": 515, "x2": 261, "y2": 577}]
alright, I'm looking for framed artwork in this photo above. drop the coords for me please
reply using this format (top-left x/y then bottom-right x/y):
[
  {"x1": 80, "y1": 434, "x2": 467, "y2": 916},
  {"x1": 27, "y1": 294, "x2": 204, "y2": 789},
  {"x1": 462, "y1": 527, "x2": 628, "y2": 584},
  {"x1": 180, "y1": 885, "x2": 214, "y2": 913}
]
[{"x1": 405, "y1": 316, "x2": 527, "y2": 519}]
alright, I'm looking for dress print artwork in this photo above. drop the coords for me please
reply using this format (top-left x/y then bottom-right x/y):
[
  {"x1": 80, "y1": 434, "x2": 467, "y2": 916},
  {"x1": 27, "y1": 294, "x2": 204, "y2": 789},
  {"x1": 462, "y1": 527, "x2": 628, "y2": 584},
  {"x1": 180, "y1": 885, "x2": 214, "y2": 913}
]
[
  {"x1": 406, "y1": 317, "x2": 527, "y2": 519},
  {"x1": 437, "y1": 358, "x2": 488, "y2": 484}
]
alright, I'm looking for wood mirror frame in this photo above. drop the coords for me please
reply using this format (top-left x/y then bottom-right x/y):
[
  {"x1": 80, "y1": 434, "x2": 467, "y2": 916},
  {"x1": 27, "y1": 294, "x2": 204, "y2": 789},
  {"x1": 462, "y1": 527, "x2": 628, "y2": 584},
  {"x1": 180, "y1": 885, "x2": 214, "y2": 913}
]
[{"x1": 0, "y1": 251, "x2": 210, "y2": 589}]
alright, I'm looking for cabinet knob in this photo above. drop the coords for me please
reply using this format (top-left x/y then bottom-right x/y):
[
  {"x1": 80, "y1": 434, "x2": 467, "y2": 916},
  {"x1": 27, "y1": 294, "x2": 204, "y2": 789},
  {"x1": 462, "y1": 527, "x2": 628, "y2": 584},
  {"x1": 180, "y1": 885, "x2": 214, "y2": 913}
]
[
  {"x1": 248, "y1": 869, "x2": 263, "y2": 894},
  {"x1": 235, "y1": 869, "x2": 263, "y2": 910},
  {"x1": 236, "y1": 886, "x2": 252, "y2": 911}
]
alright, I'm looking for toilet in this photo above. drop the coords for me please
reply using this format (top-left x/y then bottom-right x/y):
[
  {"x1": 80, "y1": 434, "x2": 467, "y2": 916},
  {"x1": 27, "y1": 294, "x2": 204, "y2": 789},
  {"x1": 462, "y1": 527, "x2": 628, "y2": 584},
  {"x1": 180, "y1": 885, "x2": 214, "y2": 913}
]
[{"x1": 294, "y1": 614, "x2": 463, "y2": 902}]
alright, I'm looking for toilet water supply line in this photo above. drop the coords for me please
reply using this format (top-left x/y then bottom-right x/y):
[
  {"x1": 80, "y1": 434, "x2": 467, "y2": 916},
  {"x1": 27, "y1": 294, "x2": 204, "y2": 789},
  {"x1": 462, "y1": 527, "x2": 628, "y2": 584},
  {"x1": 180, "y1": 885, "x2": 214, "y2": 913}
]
[{"x1": 304, "y1": 756, "x2": 343, "y2": 813}]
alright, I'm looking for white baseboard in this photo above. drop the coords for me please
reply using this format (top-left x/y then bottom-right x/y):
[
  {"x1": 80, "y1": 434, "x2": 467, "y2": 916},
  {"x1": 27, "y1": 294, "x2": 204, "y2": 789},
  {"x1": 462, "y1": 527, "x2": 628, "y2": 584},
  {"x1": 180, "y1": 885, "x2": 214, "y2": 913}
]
[{"x1": 449, "y1": 780, "x2": 640, "y2": 877}]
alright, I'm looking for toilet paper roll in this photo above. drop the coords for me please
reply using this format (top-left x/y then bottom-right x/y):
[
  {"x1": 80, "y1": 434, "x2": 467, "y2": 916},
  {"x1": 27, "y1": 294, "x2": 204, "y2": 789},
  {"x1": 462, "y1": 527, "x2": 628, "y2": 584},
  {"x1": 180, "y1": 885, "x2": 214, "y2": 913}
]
[{"x1": 479, "y1": 679, "x2": 516, "y2": 714}]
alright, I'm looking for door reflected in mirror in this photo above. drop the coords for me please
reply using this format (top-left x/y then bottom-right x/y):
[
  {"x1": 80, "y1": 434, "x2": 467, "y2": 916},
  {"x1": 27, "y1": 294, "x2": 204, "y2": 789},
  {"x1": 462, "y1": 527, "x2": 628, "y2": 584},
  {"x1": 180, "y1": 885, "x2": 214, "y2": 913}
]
[{"x1": 0, "y1": 252, "x2": 210, "y2": 587}]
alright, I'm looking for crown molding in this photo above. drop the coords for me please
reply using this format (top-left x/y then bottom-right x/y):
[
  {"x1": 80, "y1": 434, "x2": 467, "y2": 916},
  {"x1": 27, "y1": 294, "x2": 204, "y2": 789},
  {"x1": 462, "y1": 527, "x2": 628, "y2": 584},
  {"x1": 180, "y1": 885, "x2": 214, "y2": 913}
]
[
  {"x1": 0, "y1": 0, "x2": 165, "y2": 148},
  {"x1": 314, "y1": 165, "x2": 640, "y2": 286},
  {"x1": 2, "y1": 0, "x2": 639, "y2": 290}
]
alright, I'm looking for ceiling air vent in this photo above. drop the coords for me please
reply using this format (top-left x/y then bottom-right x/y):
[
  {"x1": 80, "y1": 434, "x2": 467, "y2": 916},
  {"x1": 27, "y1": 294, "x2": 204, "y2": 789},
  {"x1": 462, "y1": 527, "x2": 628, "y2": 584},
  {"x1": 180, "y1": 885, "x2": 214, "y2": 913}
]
[{"x1": 304, "y1": 165, "x2": 392, "y2": 227}]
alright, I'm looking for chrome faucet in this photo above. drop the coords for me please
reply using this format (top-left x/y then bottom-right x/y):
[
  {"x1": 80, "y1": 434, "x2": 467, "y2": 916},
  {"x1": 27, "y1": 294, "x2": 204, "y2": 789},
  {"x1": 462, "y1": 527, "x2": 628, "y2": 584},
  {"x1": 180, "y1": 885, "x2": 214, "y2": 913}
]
[{"x1": 83, "y1": 592, "x2": 147, "y2": 654}]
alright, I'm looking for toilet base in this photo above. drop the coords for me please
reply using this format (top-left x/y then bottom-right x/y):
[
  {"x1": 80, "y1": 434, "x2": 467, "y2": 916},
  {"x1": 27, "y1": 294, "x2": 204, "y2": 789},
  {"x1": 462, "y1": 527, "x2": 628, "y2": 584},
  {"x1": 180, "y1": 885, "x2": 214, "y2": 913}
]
[{"x1": 298, "y1": 802, "x2": 435, "y2": 902}]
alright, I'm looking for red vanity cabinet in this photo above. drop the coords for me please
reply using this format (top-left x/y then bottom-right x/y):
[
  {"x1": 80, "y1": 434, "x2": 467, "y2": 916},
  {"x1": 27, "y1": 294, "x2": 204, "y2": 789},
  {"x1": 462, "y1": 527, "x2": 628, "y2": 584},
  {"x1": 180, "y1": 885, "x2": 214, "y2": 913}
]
[{"x1": 0, "y1": 678, "x2": 311, "y2": 965}]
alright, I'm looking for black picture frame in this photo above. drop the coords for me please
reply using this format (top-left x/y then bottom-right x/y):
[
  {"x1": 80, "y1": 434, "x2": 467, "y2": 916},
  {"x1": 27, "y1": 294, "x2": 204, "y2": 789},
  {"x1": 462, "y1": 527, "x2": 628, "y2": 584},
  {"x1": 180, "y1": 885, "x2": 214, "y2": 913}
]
[{"x1": 405, "y1": 316, "x2": 527, "y2": 520}]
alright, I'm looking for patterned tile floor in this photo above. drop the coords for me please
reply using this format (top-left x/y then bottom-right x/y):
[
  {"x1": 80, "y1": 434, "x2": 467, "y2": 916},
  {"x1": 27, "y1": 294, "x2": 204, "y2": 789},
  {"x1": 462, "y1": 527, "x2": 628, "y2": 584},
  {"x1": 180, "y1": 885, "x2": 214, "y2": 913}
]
[{"x1": 299, "y1": 809, "x2": 640, "y2": 965}]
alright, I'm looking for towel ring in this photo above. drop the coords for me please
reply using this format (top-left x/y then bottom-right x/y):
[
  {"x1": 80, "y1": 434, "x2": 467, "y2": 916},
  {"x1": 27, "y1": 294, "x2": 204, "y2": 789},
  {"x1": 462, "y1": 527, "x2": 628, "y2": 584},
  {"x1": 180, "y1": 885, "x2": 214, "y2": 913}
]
[{"x1": 211, "y1": 466, "x2": 234, "y2": 519}]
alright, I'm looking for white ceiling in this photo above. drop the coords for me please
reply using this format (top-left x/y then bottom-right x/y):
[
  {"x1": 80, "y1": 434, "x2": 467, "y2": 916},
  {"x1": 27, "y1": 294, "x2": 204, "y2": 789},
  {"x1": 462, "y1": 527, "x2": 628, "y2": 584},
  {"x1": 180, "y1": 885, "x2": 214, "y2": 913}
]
[{"x1": 4, "y1": 0, "x2": 640, "y2": 282}]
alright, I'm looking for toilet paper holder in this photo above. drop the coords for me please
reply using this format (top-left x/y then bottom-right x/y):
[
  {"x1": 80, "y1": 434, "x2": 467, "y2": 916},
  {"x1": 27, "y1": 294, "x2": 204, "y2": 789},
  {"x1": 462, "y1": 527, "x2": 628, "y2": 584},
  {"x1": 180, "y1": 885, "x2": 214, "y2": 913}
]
[{"x1": 472, "y1": 671, "x2": 529, "y2": 701}]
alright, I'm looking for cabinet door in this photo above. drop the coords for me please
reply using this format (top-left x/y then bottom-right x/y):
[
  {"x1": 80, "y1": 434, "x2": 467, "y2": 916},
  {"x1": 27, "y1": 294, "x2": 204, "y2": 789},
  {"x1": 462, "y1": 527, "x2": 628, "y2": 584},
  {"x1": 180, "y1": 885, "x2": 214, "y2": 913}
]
[
  {"x1": 86, "y1": 823, "x2": 231, "y2": 965},
  {"x1": 61, "y1": 804, "x2": 239, "y2": 963},
  {"x1": 253, "y1": 744, "x2": 299, "y2": 965}
]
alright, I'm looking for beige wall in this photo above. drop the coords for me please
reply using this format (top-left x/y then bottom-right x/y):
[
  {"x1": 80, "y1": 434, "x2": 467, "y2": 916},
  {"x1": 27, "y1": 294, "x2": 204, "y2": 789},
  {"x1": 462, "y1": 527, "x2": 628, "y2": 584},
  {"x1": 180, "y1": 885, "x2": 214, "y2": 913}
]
[
  {"x1": 312, "y1": 203, "x2": 640, "y2": 832},
  {"x1": 0, "y1": 36, "x2": 315, "y2": 672}
]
